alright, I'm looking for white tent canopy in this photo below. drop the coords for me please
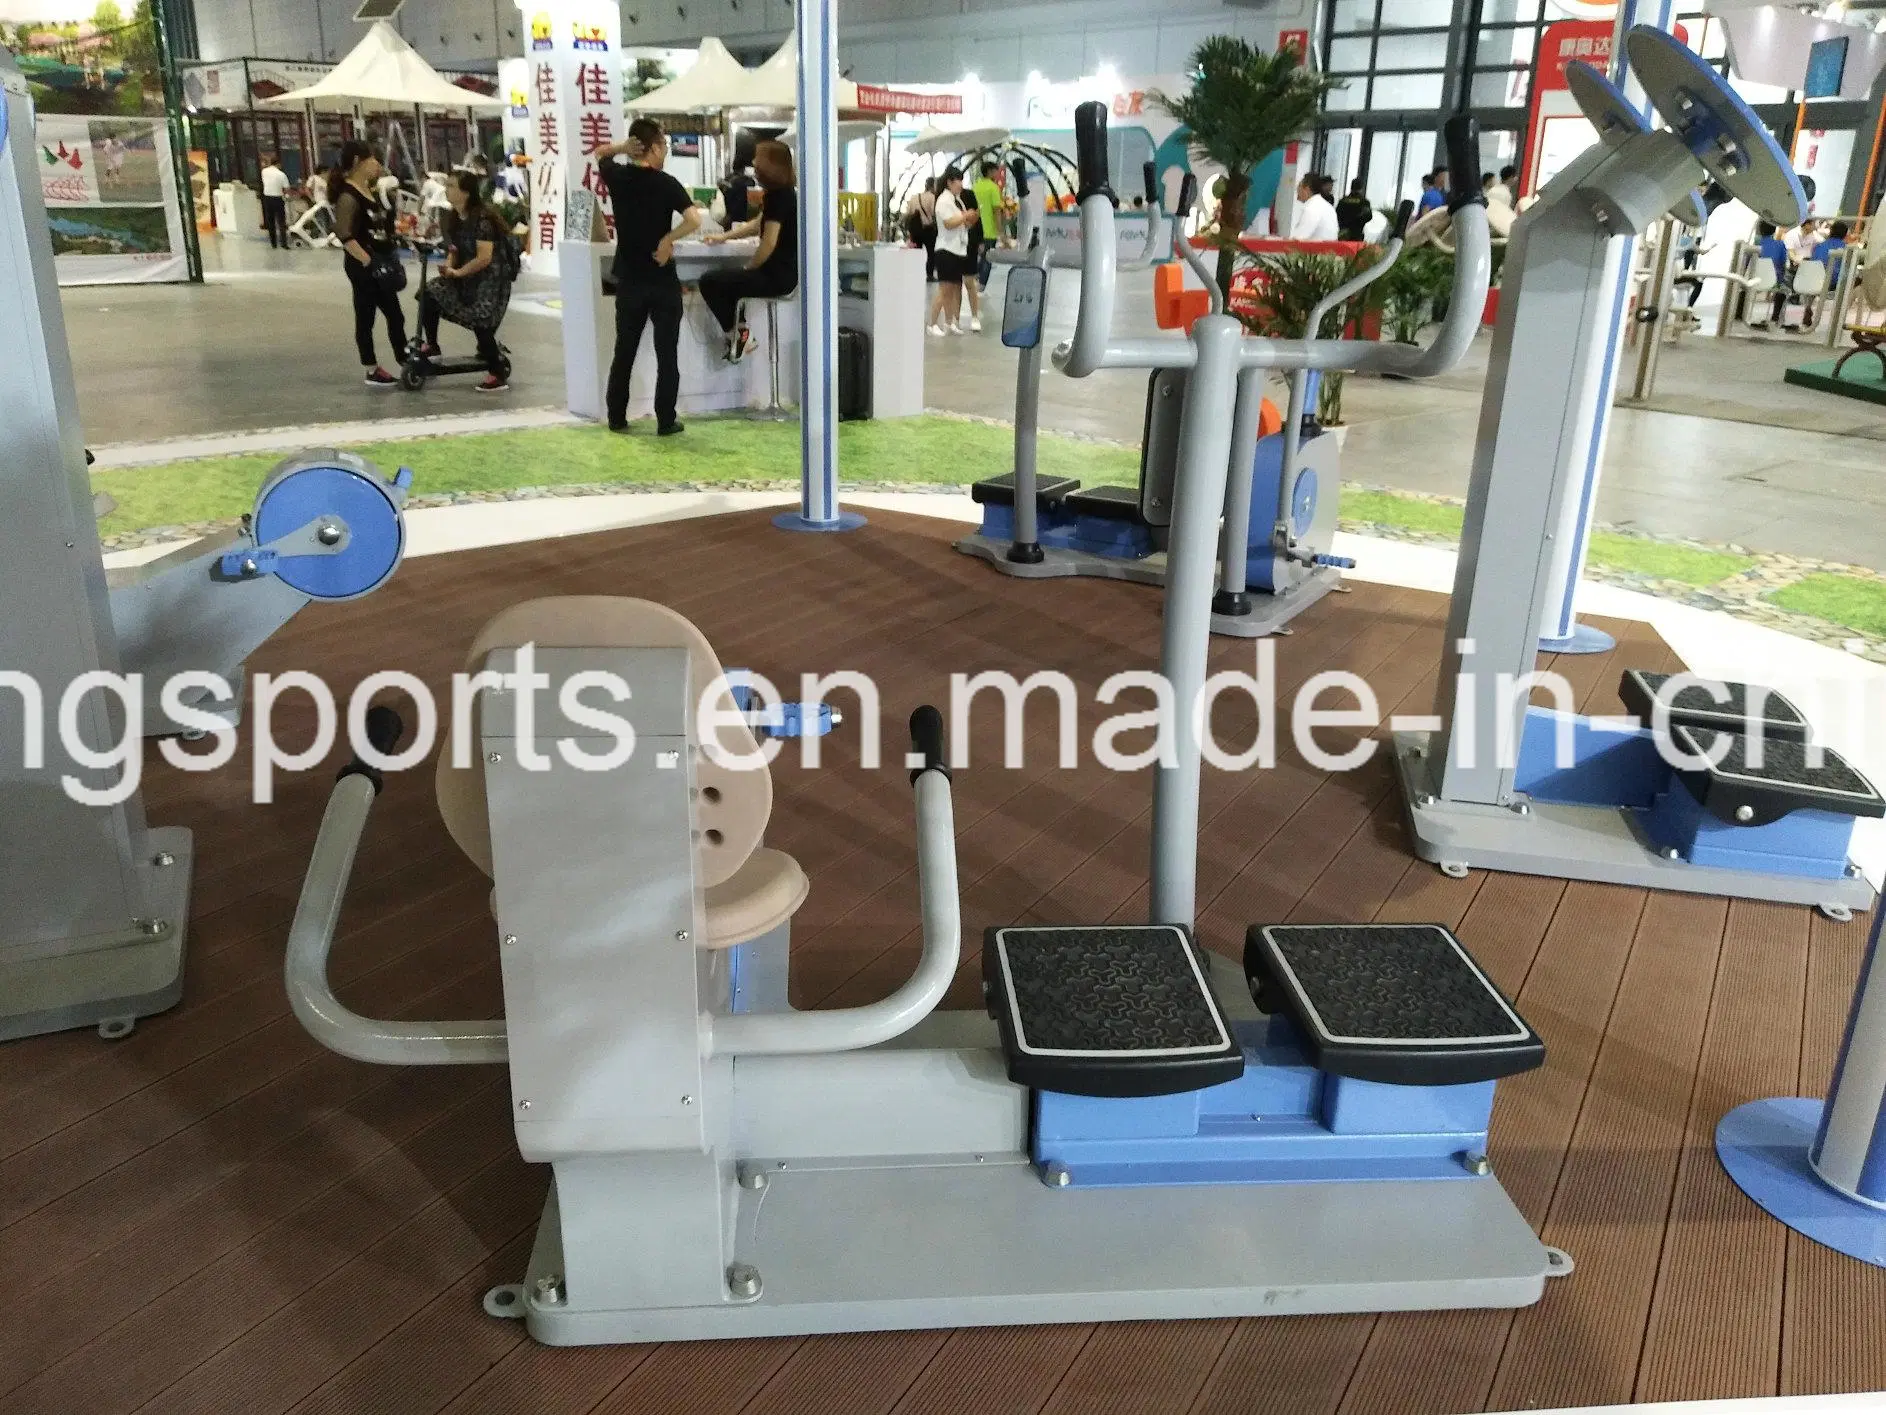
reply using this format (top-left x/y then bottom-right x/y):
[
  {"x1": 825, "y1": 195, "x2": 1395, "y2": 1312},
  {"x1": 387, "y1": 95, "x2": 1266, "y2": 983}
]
[
  {"x1": 905, "y1": 124, "x2": 1011, "y2": 155},
  {"x1": 625, "y1": 37, "x2": 753, "y2": 112},
  {"x1": 742, "y1": 34, "x2": 861, "y2": 110},
  {"x1": 263, "y1": 20, "x2": 504, "y2": 109},
  {"x1": 782, "y1": 119, "x2": 884, "y2": 147}
]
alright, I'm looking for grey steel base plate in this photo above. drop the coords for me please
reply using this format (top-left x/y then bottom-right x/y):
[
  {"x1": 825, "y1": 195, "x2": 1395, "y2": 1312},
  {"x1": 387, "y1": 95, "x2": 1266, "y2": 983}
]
[
  {"x1": 0, "y1": 825, "x2": 192, "y2": 1041},
  {"x1": 1392, "y1": 733, "x2": 1874, "y2": 913},
  {"x1": 513, "y1": 1158, "x2": 1552, "y2": 1345},
  {"x1": 952, "y1": 535, "x2": 1341, "y2": 638}
]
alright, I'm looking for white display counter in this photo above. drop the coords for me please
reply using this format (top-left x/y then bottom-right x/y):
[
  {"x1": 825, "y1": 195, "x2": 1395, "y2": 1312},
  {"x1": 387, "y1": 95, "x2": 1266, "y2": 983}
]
[
  {"x1": 213, "y1": 182, "x2": 263, "y2": 241},
  {"x1": 559, "y1": 238, "x2": 926, "y2": 423}
]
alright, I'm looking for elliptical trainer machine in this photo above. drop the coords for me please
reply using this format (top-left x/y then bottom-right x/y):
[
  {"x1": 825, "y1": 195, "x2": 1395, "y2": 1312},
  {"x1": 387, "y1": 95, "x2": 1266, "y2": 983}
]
[{"x1": 955, "y1": 124, "x2": 1446, "y2": 638}]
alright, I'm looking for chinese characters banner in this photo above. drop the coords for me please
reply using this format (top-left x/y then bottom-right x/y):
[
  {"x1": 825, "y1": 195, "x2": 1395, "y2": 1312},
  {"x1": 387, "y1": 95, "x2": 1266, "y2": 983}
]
[{"x1": 524, "y1": 1, "x2": 622, "y2": 274}]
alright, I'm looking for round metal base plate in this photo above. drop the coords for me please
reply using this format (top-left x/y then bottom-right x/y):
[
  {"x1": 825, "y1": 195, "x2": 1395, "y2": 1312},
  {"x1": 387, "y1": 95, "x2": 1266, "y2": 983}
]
[
  {"x1": 1625, "y1": 26, "x2": 1805, "y2": 226},
  {"x1": 773, "y1": 511, "x2": 868, "y2": 534},
  {"x1": 1717, "y1": 1097, "x2": 1886, "y2": 1267},
  {"x1": 1538, "y1": 621, "x2": 1617, "y2": 655}
]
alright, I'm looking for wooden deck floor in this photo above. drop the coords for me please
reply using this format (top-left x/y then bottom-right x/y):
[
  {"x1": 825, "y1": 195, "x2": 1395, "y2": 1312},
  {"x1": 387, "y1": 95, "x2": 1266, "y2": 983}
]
[{"x1": 3, "y1": 507, "x2": 1883, "y2": 1415}]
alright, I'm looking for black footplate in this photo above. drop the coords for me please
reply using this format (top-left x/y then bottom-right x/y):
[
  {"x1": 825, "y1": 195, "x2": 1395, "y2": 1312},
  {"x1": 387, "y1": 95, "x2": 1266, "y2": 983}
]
[
  {"x1": 971, "y1": 473, "x2": 1080, "y2": 507},
  {"x1": 1619, "y1": 670, "x2": 1810, "y2": 743},
  {"x1": 1669, "y1": 725, "x2": 1885, "y2": 827},
  {"x1": 1061, "y1": 484, "x2": 1145, "y2": 522},
  {"x1": 1243, "y1": 924, "x2": 1545, "y2": 1087},
  {"x1": 984, "y1": 925, "x2": 1244, "y2": 1098}
]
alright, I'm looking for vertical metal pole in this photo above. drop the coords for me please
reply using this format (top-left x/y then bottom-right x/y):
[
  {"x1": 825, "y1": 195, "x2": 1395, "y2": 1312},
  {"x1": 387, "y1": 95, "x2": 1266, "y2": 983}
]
[
  {"x1": 1009, "y1": 334, "x2": 1043, "y2": 555},
  {"x1": 774, "y1": 0, "x2": 864, "y2": 534},
  {"x1": 1150, "y1": 315, "x2": 1242, "y2": 930},
  {"x1": 1212, "y1": 365, "x2": 1267, "y2": 614},
  {"x1": 149, "y1": 0, "x2": 202, "y2": 282},
  {"x1": 1535, "y1": 0, "x2": 1672, "y2": 656},
  {"x1": 1631, "y1": 217, "x2": 1675, "y2": 399},
  {"x1": 1811, "y1": 907, "x2": 1886, "y2": 1208}
]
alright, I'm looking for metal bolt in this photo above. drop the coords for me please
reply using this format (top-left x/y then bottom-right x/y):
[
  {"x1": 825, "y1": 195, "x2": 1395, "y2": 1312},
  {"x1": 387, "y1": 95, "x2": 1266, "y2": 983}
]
[
  {"x1": 1512, "y1": 801, "x2": 1531, "y2": 817},
  {"x1": 152, "y1": 852, "x2": 176, "y2": 868},
  {"x1": 1734, "y1": 804, "x2": 1755, "y2": 823},
  {"x1": 1416, "y1": 793, "x2": 1436, "y2": 808},
  {"x1": 316, "y1": 522, "x2": 343, "y2": 546},
  {"x1": 740, "y1": 1166, "x2": 768, "y2": 1190},
  {"x1": 1044, "y1": 1163, "x2": 1072, "y2": 1188},
  {"x1": 486, "y1": 751, "x2": 503, "y2": 764},
  {"x1": 502, "y1": 934, "x2": 518, "y2": 947},
  {"x1": 675, "y1": 930, "x2": 690, "y2": 943},
  {"x1": 517, "y1": 1099, "x2": 531, "y2": 1111},
  {"x1": 1664, "y1": 846, "x2": 1683, "y2": 861},
  {"x1": 65, "y1": 540, "x2": 75, "y2": 549},
  {"x1": 533, "y1": 1273, "x2": 565, "y2": 1305},
  {"x1": 1461, "y1": 1151, "x2": 1493, "y2": 1177},
  {"x1": 681, "y1": 1094, "x2": 693, "y2": 1106},
  {"x1": 135, "y1": 918, "x2": 168, "y2": 937},
  {"x1": 727, "y1": 1263, "x2": 762, "y2": 1299},
  {"x1": 240, "y1": 557, "x2": 259, "y2": 576},
  {"x1": 974, "y1": 1154, "x2": 986, "y2": 1163}
]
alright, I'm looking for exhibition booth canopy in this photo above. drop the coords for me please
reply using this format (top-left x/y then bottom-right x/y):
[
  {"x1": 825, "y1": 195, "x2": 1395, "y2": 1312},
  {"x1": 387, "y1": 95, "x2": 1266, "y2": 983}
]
[
  {"x1": 262, "y1": 21, "x2": 506, "y2": 111},
  {"x1": 624, "y1": 37, "x2": 754, "y2": 114}
]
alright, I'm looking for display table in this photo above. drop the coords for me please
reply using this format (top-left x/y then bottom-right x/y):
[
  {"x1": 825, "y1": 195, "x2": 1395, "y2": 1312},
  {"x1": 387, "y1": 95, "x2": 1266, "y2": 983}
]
[
  {"x1": 559, "y1": 238, "x2": 925, "y2": 423},
  {"x1": 213, "y1": 182, "x2": 263, "y2": 241}
]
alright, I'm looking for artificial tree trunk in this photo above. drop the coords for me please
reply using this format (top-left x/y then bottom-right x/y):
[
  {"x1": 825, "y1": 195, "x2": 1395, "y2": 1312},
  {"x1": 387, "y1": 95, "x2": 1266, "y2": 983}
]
[{"x1": 1214, "y1": 172, "x2": 1250, "y2": 304}]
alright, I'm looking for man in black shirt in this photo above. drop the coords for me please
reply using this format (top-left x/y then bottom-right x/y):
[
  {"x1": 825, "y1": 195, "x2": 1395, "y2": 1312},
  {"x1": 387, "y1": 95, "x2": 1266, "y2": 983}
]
[
  {"x1": 595, "y1": 118, "x2": 701, "y2": 435},
  {"x1": 1334, "y1": 178, "x2": 1372, "y2": 243}
]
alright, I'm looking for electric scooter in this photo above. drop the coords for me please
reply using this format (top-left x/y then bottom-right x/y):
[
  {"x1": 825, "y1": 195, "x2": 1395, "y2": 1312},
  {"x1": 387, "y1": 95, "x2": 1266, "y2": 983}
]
[{"x1": 400, "y1": 238, "x2": 513, "y2": 392}]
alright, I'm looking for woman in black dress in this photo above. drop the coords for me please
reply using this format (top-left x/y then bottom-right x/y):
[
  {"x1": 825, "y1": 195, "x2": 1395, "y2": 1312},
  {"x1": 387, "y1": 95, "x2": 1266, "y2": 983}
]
[{"x1": 415, "y1": 171, "x2": 516, "y2": 391}]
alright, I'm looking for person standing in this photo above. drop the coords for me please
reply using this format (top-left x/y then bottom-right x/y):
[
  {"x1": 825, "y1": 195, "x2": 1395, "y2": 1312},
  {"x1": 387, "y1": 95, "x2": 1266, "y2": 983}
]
[
  {"x1": 594, "y1": 118, "x2": 702, "y2": 436},
  {"x1": 1418, "y1": 169, "x2": 1448, "y2": 215},
  {"x1": 259, "y1": 152, "x2": 290, "y2": 249},
  {"x1": 1498, "y1": 165, "x2": 1519, "y2": 207},
  {"x1": 330, "y1": 140, "x2": 408, "y2": 386},
  {"x1": 1292, "y1": 174, "x2": 1339, "y2": 243},
  {"x1": 972, "y1": 159, "x2": 1005, "y2": 281},
  {"x1": 926, "y1": 167, "x2": 977, "y2": 335},
  {"x1": 700, "y1": 140, "x2": 800, "y2": 359},
  {"x1": 1334, "y1": 178, "x2": 1371, "y2": 241}
]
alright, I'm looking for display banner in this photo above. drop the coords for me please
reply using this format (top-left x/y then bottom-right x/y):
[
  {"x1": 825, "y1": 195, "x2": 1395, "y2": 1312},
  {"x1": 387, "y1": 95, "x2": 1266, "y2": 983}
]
[
  {"x1": 4, "y1": 9, "x2": 196, "y2": 284},
  {"x1": 524, "y1": 0, "x2": 621, "y2": 276}
]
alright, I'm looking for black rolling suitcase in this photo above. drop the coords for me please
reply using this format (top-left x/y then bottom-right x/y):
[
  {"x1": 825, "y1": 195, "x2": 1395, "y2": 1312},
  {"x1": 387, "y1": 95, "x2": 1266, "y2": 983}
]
[{"x1": 837, "y1": 327, "x2": 872, "y2": 421}]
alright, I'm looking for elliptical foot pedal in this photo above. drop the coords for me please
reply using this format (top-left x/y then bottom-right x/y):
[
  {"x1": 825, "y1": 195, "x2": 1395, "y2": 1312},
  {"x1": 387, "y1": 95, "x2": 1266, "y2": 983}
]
[
  {"x1": 971, "y1": 473, "x2": 1080, "y2": 508},
  {"x1": 1244, "y1": 924, "x2": 1544, "y2": 1086},
  {"x1": 1061, "y1": 484, "x2": 1144, "y2": 522},
  {"x1": 1619, "y1": 670, "x2": 1810, "y2": 743},
  {"x1": 985, "y1": 925, "x2": 1243, "y2": 1097},
  {"x1": 1667, "y1": 727, "x2": 1885, "y2": 826}
]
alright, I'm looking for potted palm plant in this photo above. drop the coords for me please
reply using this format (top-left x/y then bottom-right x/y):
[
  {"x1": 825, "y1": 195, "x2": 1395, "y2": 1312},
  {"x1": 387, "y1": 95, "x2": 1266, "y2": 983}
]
[
  {"x1": 1238, "y1": 245, "x2": 1385, "y2": 425},
  {"x1": 1151, "y1": 39, "x2": 1343, "y2": 304}
]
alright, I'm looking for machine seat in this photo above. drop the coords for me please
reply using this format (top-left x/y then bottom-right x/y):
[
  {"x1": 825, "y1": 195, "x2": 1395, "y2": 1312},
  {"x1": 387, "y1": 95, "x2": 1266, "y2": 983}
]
[
  {"x1": 985, "y1": 925, "x2": 1244, "y2": 1098},
  {"x1": 1668, "y1": 726, "x2": 1886, "y2": 827},
  {"x1": 1619, "y1": 670, "x2": 1810, "y2": 743},
  {"x1": 704, "y1": 848, "x2": 810, "y2": 950},
  {"x1": 1061, "y1": 484, "x2": 1144, "y2": 522},
  {"x1": 971, "y1": 473, "x2": 1080, "y2": 508},
  {"x1": 1244, "y1": 924, "x2": 1544, "y2": 1087}
]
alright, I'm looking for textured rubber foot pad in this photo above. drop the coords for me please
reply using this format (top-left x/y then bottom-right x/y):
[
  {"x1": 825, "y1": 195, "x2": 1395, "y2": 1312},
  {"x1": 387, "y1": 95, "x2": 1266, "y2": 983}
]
[
  {"x1": 1671, "y1": 725, "x2": 1884, "y2": 827},
  {"x1": 985, "y1": 925, "x2": 1244, "y2": 1098},
  {"x1": 970, "y1": 473, "x2": 1080, "y2": 507},
  {"x1": 1060, "y1": 484, "x2": 1144, "y2": 522},
  {"x1": 1620, "y1": 670, "x2": 1810, "y2": 742},
  {"x1": 1244, "y1": 924, "x2": 1544, "y2": 1086}
]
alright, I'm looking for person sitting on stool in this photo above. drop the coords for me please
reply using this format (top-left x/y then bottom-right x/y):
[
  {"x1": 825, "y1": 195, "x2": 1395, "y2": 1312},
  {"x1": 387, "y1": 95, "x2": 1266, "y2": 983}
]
[
  {"x1": 594, "y1": 118, "x2": 702, "y2": 437},
  {"x1": 700, "y1": 141, "x2": 800, "y2": 362},
  {"x1": 260, "y1": 152, "x2": 290, "y2": 249}
]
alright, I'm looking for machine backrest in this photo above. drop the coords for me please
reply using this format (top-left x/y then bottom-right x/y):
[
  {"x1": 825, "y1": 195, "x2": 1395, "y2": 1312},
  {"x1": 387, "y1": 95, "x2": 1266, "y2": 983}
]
[
  {"x1": 1750, "y1": 257, "x2": 1778, "y2": 292},
  {"x1": 1861, "y1": 259, "x2": 1886, "y2": 312},
  {"x1": 434, "y1": 596, "x2": 771, "y2": 889},
  {"x1": 1793, "y1": 259, "x2": 1828, "y2": 296}
]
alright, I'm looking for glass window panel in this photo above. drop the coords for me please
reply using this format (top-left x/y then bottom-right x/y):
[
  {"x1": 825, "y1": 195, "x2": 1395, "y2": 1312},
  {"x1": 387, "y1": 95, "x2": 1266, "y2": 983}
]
[
  {"x1": 1329, "y1": 36, "x2": 1372, "y2": 71},
  {"x1": 1364, "y1": 132, "x2": 1404, "y2": 209},
  {"x1": 1325, "y1": 78, "x2": 1369, "y2": 112},
  {"x1": 1476, "y1": 26, "x2": 1534, "y2": 68},
  {"x1": 1369, "y1": 72, "x2": 1446, "y2": 108},
  {"x1": 1331, "y1": 0, "x2": 1376, "y2": 34},
  {"x1": 1376, "y1": 32, "x2": 1450, "y2": 69},
  {"x1": 1379, "y1": 0, "x2": 1451, "y2": 30},
  {"x1": 1480, "y1": 0, "x2": 1541, "y2": 19},
  {"x1": 1729, "y1": 76, "x2": 1791, "y2": 105},
  {"x1": 1699, "y1": 18, "x2": 1726, "y2": 60},
  {"x1": 1472, "y1": 66, "x2": 1530, "y2": 107}
]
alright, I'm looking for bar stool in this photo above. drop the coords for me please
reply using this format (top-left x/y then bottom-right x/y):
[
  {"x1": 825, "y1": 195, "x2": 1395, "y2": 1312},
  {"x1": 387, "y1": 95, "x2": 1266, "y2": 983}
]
[{"x1": 739, "y1": 297, "x2": 793, "y2": 422}]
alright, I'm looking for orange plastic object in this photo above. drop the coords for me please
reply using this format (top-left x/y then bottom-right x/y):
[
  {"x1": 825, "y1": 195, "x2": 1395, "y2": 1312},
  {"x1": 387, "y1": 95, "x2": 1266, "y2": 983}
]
[
  {"x1": 1153, "y1": 262, "x2": 1212, "y2": 332},
  {"x1": 1257, "y1": 397, "x2": 1283, "y2": 439}
]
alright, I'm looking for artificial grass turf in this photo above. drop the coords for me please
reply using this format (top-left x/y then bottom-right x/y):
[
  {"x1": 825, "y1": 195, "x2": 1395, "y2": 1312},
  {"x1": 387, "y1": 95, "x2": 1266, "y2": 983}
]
[
  {"x1": 93, "y1": 415, "x2": 1142, "y2": 537},
  {"x1": 1768, "y1": 573, "x2": 1886, "y2": 638}
]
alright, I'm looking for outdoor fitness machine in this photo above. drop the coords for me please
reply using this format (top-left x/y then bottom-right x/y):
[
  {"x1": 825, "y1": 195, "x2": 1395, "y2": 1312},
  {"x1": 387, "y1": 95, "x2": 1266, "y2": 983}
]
[
  {"x1": 1392, "y1": 29, "x2": 1883, "y2": 915},
  {"x1": 956, "y1": 127, "x2": 1461, "y2": 639},
  {"x1": 283, "y1": 102, "x2": 1568, "y2": 1347},
  {"x1": 0, "y1": 52, "x2": 406, "y2": 1043}
]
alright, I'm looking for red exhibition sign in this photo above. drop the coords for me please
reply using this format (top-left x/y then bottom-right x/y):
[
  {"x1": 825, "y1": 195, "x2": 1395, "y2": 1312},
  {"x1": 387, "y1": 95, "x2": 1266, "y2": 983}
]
[{"x1": 854, "y1": 85, "x2": 962, "y2": 115}]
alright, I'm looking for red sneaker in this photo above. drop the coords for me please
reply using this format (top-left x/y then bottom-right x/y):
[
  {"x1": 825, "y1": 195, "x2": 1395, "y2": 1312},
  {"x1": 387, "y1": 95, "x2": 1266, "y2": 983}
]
[
  {"x1": 476, "y1": 376, "x2": 509, "y2": 393},
  {"x1": 364, "y1": 367, "x2": 398, "y2": 387}
]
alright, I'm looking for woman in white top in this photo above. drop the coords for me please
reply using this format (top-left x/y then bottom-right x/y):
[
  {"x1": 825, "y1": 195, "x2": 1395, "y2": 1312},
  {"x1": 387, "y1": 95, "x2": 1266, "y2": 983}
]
[{"x1": 926, "y1": 167, "x2": 978, "y2": 335}]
